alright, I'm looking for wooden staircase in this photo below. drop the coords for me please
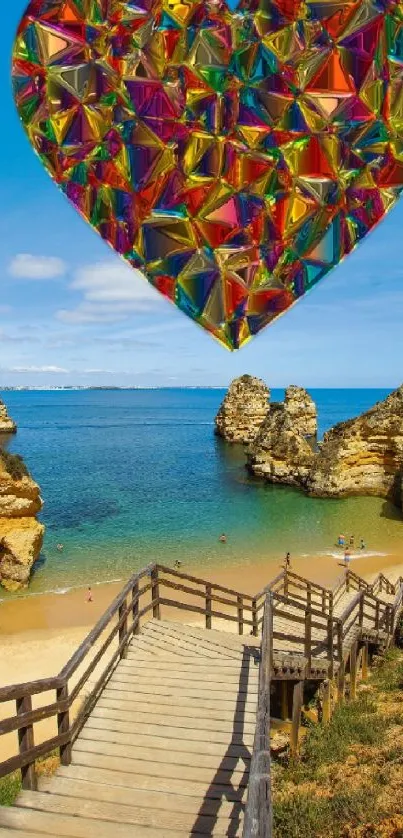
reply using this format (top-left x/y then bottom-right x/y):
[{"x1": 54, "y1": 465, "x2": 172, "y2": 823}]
[
  {"x1": 0, "y1": 563, "x2": 402, "y2": 838},
  {"x1": 0, "y1": 622, "x2": 260, "y2": 837}
]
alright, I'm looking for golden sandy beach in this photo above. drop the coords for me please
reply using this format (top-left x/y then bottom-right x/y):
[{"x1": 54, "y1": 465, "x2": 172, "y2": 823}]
[{"x1": 1, "y1": 550, "x2": 402, "y2": 687}]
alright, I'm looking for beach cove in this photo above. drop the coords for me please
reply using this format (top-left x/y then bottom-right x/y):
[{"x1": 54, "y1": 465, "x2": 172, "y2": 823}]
[{"x1": 2, "y1": 386, "x2": 403, "y2": 696}]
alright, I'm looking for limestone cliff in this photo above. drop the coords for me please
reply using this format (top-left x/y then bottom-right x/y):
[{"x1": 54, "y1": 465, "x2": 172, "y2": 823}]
[
  {"x1": 0, "y1": 451, "x2": 44, "y2": 591},
  {"x1": 247, "y1": 385, "x2": 403, "y2": 509},
  {"x1": 247, "y1": 403, "x2": 315, "y2": 485},
  {"x1": 0, "y1": 399, "x2": 17, "y2": 434},
  {"x1": 284, "y1": 385, "x2": 317, "y2": 438},
  {"x1": 306, "y1": 387, "x2": 403, "y2": 500},
  {"x1": 215, "y1": 375, "x2": 270, "y2": 443}
]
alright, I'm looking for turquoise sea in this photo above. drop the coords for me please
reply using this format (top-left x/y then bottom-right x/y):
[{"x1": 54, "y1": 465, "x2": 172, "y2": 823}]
[{"x1": 1, "y1": 388, "x2": 402, "y2": 599}]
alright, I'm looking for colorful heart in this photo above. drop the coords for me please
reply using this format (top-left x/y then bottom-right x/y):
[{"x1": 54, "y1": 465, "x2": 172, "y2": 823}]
[{"x1": 12, "y1": 0, "x2": 403, "y2": 349}]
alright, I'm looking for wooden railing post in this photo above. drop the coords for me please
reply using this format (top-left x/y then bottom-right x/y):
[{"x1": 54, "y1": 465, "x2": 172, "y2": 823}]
[
  {"x1": 290, "y1": 680, "x2": 304, "y2": 756},
  {"x1": 350, "y1": 642, "x2": 357, "y2": 700},
  {"x1": 362, "y1": 642, "x2": 369, "y2": 679},
  {"x1": 16, "y1": 695, "x2": 37, "y2": 790},
  {"x1": 237, "y1": 595, "x2": 244, "y2": 636},
  {"x1": 327, "y1": 617, "x2": 334, "y2": 679},
  {"x1": 151, "y1": 567, "x2": 160, "y2": 619},
  {"x1": 375, "y1": 601, "x2": 380, "y2": 632},
  {"x1": 283, "y1": 571, "x2": 288, "y2": 597},
  {"x1": 252, "y1": 598, "x2": 258, "y2": 637},
  {"x1": 346, "y1": 570, "x2": 350, "y2": 593},
  {"x1": 57, "y1": 682, "x2": 72, "y2": 766},
  {"x1": 359, "y1": 592, "x2": 364, "y2": 628},
  {"x1": 118, "y1": 599, "x2": 128, "y2": 659},
  {"x1": 322, "y1": 589, "x2": 326, "y2": 613},
  {"x1": 304, "y1": 608, "x2": 312, "y2": 674},
  {"x1": 206, "y1": 583, "x2": 212, "y2": 630},
  {"x1": 132, "y1": 580, "x2": 139, "y2": 635},
  {"x1": 337, "y1": 621, "x2": 345, "y2": 702}
]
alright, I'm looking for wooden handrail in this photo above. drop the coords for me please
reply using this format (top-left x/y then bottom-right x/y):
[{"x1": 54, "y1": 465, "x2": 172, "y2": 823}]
[
  {"x1": 243, "y1": 593, "x2": 273, "y2": 838},
  {"x1": 1, "y1": 560, "x2": 402, "y2": 797}
]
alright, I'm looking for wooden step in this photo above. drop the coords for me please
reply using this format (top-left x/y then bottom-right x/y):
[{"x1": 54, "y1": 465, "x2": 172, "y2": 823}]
[
  {"x1": 118, "y1": 660, "x2": 259, "y2": 683},
  {"x1": 139, "y1": 624, "x2": 246, "y2": 660},
  {"x1": 154, "y1": 621, "x2": 261, "y2": 651},
  {"x1": 103, "y1": 672, "x2": 258, "y2": 696},
  {"x1": 106, "y1": 675, "x2": 257, "y2": 701},
  {"x1": 99, "y1": 688, "x2": 258, "y2": 721},
  {"x1": 0, "y1": 830, "x2": 46, "y2": 837},
  {"x1": 89, "y1": 708, "x2": 255, "y2": 746},
  {"x1": 16, "y1": 791, "x2": 243, "y2": 836},
  {"x1": 39, "y1": 775, "x2": 245, "y2": 819},
  {"x1": 58, "y1": 763, "x2": 247, "y2": 802},
  {"x1": 136, "y1": 633, "x2": 243, "y2": 662},
  {"x1": 72, "y1": 740, "x2": 249, "y2": 785},
  {"x1": 0, "y1": 807, "x2": 218, "y2": 838},
  {"x1": 83, "y1": 719, "x2": 253, "y2": 758},
  {"x1": 101, "y1": 682, "x2": 257, "y2": 712},
  {"x1": 77, "y1": 728, "x2": 251, "y2": 770},
  {"x1": 94, "y1": 699, "x2": 256, "y2": 734}
]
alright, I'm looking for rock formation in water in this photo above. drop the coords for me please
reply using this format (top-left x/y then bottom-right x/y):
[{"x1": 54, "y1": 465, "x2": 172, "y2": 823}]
[
  {"x1": 247, "y1": 403, "x2": 315, "y2": 485},
  {"x1": 306, "y1": 387, "x2": 403, "y2": 500},
  {"x1": 0, "y1": 451, "x2": 44, "y2": 592},
  {"x1": 0, "y1": 399, "x2": 17, "y2": 434},
  {"x1": 215, "y1": 375, "x2": 270, "y2": 443},
  {"x1": 284, "y1": 385, "x2": 317, "y2": 438},
  {"x1": 248, "y1": 385, "x2": 403, "y2": 508}
]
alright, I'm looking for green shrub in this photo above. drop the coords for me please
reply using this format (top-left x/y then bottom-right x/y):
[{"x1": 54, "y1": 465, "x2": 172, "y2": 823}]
[
  {"x1": 0, "y1": 451, "x2": 29, "y2": 480},
  {"x1": 0, "y1": 773, "x2": 20, "y2": 807}
]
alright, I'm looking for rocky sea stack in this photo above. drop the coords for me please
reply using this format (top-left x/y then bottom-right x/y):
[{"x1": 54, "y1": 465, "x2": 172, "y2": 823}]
[
  {"x1": 215, "y1": 377, "x2": 317, "y2": 445},
  {"x1": 215, "y1": 375, "x2": 270, "y2": 443},
  {"x1": 0, "y1": 399, "x2": 17, "y2": 434},
  {"x1": 0, "y1": 450, "x2": 44, "y2": 592},
  {"x1": 244, "y1": 383, "x2": 403, "y2": 510}
]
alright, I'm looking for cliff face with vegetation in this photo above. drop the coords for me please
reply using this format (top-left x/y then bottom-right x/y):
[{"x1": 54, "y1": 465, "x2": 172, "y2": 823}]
[
  {"x1": 215, "y1": 375, "x2": 270, "y2": 443},
  {"x1": 247, "y1": 385, "x2": 403, "y2": 509},
  {"x1": 0, "y1": 399, "x2": 16, "y2": 434},
  {"x1": 0, "y1": 451, "x2": 44, "y2": 592}
]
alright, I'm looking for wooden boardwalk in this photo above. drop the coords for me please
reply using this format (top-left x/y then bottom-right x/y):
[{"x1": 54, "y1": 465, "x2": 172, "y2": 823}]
[{"x1": 0, "y1": 563, "x2": 402, "y2": 837}]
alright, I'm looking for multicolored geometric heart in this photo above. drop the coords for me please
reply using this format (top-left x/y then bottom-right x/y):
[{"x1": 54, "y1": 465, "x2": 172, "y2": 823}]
[{"x1": 12, "y1": 0, "x2": 403, "y2": 349}]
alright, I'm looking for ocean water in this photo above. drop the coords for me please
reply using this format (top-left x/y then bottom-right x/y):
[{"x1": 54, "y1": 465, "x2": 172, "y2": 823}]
[{"x1": 1, "y1": 388, "x2": 402, "y2": 598}]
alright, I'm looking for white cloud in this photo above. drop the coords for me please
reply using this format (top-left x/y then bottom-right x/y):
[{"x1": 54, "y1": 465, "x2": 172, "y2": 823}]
[
  {"x1": 8, "y1": 254, "x2": 67, "y2": 280},
  {"x1": 8, "y1": 365, "x2": 69, "y2": 374},
  {"x1": 57, "y1": 261, "x2": 163, "y2": 323}
]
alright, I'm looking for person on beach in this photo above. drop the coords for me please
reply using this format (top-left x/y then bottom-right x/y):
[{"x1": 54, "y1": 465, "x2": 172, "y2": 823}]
[
  {"x1": 174, "y1": 560, "x2": 182, "y2": 569},
  {"x1": 219, "y1": 533, "x2": 227, "y2": 543},
  {"x1": 86, "y1": 586, "x2": 93, "y2": 603},
  {"x1": 360, "y1": 538, "x2": 365, "y2": 550},
  {"x1": 338, "y1": 534, "x2": 345, "y2": 548},
  {"x1": 284, "y1": 552, "x2": 291, "y2": 570},
  {"x1": 344, "y1": 549, "x2": 351, "y2": 566}
]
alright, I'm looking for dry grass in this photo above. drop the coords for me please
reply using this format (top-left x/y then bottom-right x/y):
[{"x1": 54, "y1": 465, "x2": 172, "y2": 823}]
[{"x1": 272, "y1": 648, "x2": 403, "y2": 837}]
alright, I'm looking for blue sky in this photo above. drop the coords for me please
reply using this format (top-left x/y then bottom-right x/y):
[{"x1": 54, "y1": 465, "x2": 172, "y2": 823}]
[{"x1": 1, "y1": 3, "x2": 403, "y2": 389}]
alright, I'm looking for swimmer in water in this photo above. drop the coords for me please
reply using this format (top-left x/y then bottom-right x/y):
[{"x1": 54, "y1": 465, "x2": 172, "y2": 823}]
[
  {"x1": 56, "y1": 544, "x2": 64, "y2": 552},
  {"x1": 219, "y1": 534, "x2": 227, "y2": 543},
  {"x1": 338, "y1": 534, "x2": 345, "y2": 548},
  {"x1": 360, "y1": 538, "x2": 365, "y2": 550}
]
